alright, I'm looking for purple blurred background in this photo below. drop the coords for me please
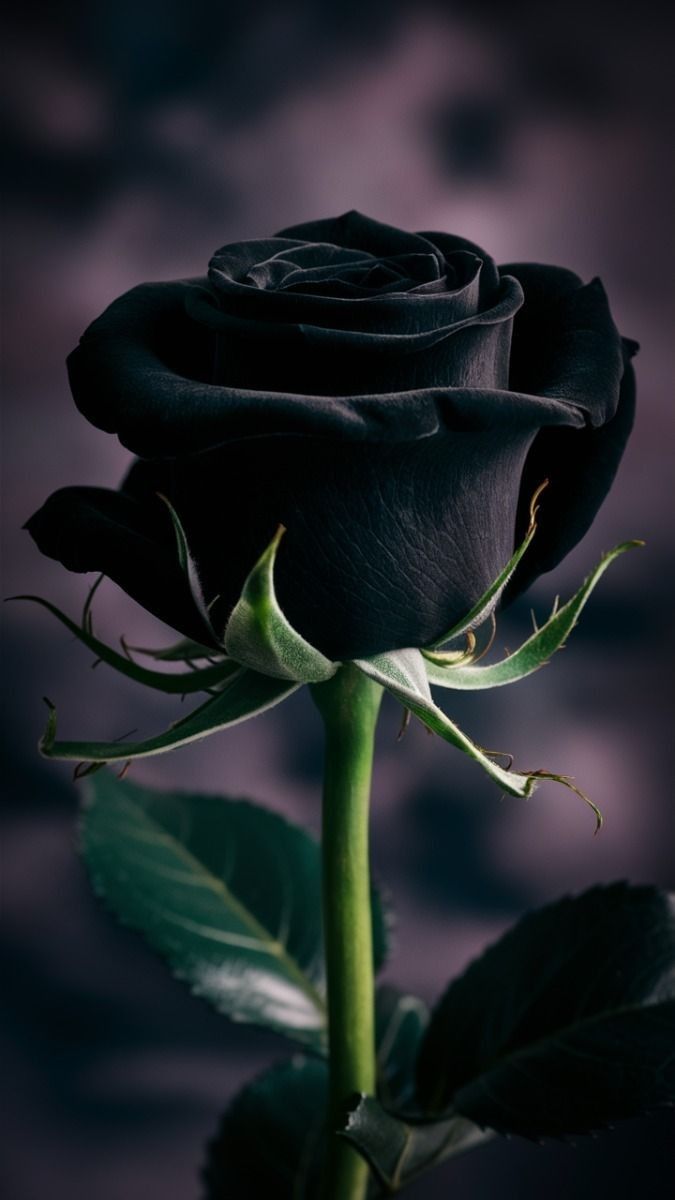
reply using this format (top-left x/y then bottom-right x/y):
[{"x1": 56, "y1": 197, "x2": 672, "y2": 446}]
[{"x1": 2, "y1": 2, "x2": 674, "y2": 1196}]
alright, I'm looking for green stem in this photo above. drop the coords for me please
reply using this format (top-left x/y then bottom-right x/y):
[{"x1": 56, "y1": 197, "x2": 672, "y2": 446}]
[{"x1": 311, "y1": 664, "x2": 383, "y2": 1200}]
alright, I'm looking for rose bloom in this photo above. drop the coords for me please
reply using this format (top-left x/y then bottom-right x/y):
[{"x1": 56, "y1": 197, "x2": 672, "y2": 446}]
[{"x1": 27, "y1": 212, "x2": 635, "y2": 660}]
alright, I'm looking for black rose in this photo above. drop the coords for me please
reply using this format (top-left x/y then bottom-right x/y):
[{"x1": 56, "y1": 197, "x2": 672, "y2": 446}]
[{"x1": 27, "y1": 211, "x2": 636, "y2": 661}]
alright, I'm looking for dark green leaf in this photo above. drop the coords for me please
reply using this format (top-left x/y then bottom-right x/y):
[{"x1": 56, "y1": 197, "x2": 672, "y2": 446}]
[
  {"x1": 81, "y1": 773, "x2": 389, "y2": 1049},
  {"x1": 425, "y1": 542, "x2": 642, "y2": 690},
  {"x1": 41, "y1": 668, "x2": 299, "y2": 763},
  {"x1": 203, "y1": 988, "x2": 429, "y2": 1198},
  {"x1": 203, "y1": 1057, "x2": 328, "y2": 1200},
  {"x1": 417, "y1": 883, "x2": 675, "y2": 1138},
  {"x1": 375, "y1": 985, "x2": 428, "y2": 1110},
  {"x1": 341, "y1": 1098, "x2": 490, "y2": 1193}
]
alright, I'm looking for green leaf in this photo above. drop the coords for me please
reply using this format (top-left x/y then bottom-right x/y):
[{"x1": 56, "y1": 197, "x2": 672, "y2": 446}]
[
  {"x1": 223, "y1": 526, "x2": 338, "y2": 683},
  {"x1": 425, "y1": 542, "x2": 643, "y2": 690},
  {"x1": 341, "y1": 1098, "x2": 491, "y2": 1193},
  {"x1": 202, "y1": 988, "x2": 429, "y2": 1198},
  {"x1": 81, "y1": 773, "x2": 390, "y2": 1049},
  {"x1": 354, "y1": 649, "x2": 539, "y2": 799},
  {"x1": 428, "y1": 480, "x2": 548, "y2": 649},
  {"x1": 9, "y1": 595, "x2": 237, "y2": 694},
  {"x1": 41, "y1": 668, "x2": 300, "y2": 764},
  {"x1": 416, "y1": 883, "x2": 675, "y2": 1138},
  {"x1": 335, "y1": 988, "x2": 489, "y2": 1192},
  {"x1": 375, "y1": 985, "x2": 429, "y2": 1110},
  {"x1": 203, "y1": 1057, "x2": 328, "y2": 1200}
]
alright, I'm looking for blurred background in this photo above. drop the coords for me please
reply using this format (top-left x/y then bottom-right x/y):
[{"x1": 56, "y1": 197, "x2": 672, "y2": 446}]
[{"x1": 2, "y1": 1, "x2": 674, "y2": 1196}]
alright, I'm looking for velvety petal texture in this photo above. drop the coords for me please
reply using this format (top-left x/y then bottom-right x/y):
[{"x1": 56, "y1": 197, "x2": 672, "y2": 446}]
[{"x1": 28, "y1": 211, "x2": 635, "y2": 659}]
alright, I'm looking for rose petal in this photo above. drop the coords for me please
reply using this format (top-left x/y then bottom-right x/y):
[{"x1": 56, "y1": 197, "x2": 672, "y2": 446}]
[
  {"x1": 502, "y1": 263, "x2": 624, "y2": 426},
  {"x1": 24, "y1": 486, "x2": 215, "y2": 646},
  {"x1": 208, "y1": 243, "x2": 483, "y2": 333},
  {"x1": 103, "y1": 426, "x2": 538, "y2": 660},
  {"x1": 497, "y1": 262, "x2": 633, "y2": 598},
  {"x1": 419, "y1": 229, "x2": 501, "y2": 302},
  {"x1": 69, "y1": 276, "x2": 597, "y2": 458},
  {"x1": 275, "y1": 210, "x2": 445, "y2": 262},
  {"x1": 505, "y1": 342, "x2": 636, "y2": 601},
  {"x1": 195, "y1": 272, "x2": 517, "y2": 347},
  {"x1": 245, "y1": 242, "x2": 375, "y2": 289},
  {"x1": 193, "y1": 272, "x2": 522, "y2": 394}
]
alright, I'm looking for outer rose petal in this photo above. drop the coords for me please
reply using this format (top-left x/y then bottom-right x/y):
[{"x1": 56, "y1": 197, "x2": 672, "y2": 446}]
[
  {"x1": 69, "y1": 277, "x2": 595, "y2": 460},
  {"x1": 502, "y1": 263, "x2": 624, "y2": 425},
  {"x1": 506, "y1": 345, "x2": 637, "y2": 601},
  {"x1": 66, "y1": 280, "x2": 447, "y2": 456},
  {"x1": 501, "y1": 262, "x2": 636, "y2": 597},
  {"x1": 76, "y1": 423, "x2": 538, "y2": 661},
  {"x1": 24, "y1": 487, "x2": 216, "y2": 646}
]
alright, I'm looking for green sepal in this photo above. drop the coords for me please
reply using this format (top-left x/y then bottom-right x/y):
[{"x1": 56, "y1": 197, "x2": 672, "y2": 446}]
[
  {"x1": 354, "y1": 649, "x2": 603, "y2": 827},
  {"x1": 80, "y1": 774, "x2": 390, "y2": 1051},
  {"x1": 425, "y1": 541, "x2": 643, "y2": 690},
  {"x1": 354, "y1": 649, "x2": 539, "y2": 799},
  {"x1": 340, "y1": 1099, "x2": 490, "y2": 1193},
  {"x1": 428, "y1": 480, "x2": 548, "y2": 649},
  {"x1": 40, "y1": 668, "x2": 300, "y2": 764},
  {"x1": 223, "y1": 526, "x2": 338, "y2": 682},
  {"x1": 129, "y1": 637, "x2": 222, "y2": 663},
  {"x1": 158, "y1": 493, "x2": 217, "y2": 636},
  {"x1": 9, "y1": 595, "x2": 237, "y2": 694}
]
